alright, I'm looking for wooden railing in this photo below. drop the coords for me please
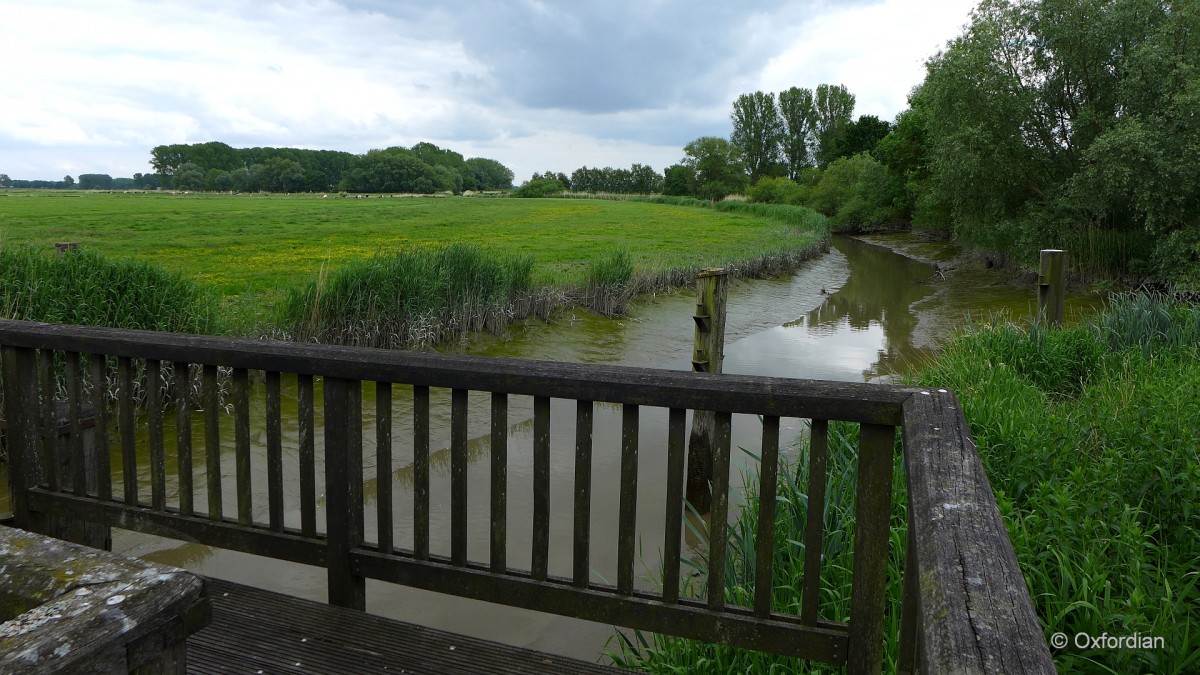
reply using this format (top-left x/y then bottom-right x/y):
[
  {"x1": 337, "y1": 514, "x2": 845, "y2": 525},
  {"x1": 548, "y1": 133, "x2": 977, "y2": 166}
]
[{"x1": 0, "y1": 319, "x2": 1053, "y2": 674}]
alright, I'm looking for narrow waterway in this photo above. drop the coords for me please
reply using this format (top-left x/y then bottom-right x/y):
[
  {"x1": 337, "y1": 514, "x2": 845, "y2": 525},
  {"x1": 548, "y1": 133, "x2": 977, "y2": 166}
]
[{"x1": 110, "y1": 235, "x2": 1100, "y2": 661}]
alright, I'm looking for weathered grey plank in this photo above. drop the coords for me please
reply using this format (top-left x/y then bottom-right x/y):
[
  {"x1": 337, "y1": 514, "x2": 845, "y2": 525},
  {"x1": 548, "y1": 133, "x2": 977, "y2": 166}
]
[
  {"x1": 450, "y1": 387, "x2": 468, "y2": 566},
  {"x1": 118, "y1": 355, "x2": 137, "y2": 506},
  {"x1": 706, "y1": 411, "x2": 732, "y2": 611},
  {"x1": 233, "y1": 368, "x2": 251, "y2": 526},
  {"x1": 375, "y1": 380, "x2": 393, "y2": 553},
  {"x1": 532, "y1": 395, "x2": 550, "y2": 581},
  {"x1": 617, "y1": 403, "x2": 639, "y2": 595},
  {"x1": 147, "y1": 359, "x2": 166, "y2": 511},
  {"x1": 41, "y1": 350, "x2": 60, "y2": 493},
  {"x1": 413, "y1": 384, "x2": 431, "y2": 561},
  {"x1": 847, "y1": 423, "x2": 895, "y2": 675},
  {"x1": 90, "y1": 353, "x2": 112, "y2": 502},
  {"x1": 754, "y1": 415, "x2": 781, "y2": 618},
  {"x1": 902, "y1": 390, "x2": 1054, "y2": 674},
  {"x1": 297, "y1": 373, "x2": 316, "y2": 536},
  {"x1": 662, "y1": 407, "x2": 686, "y2": 603},
  {"x1": 3, "y1": 346, "x2": 43, "y2": 531},
  {"x1": 490, "y1": 391, "x2": 508, "y2": 573},
  {"x1": 572, "y1": 399, "x2": 593, "y2": 588},
  {"x1": 203, "y1": 364, "x2": 222, "y2": 520},
  {"x1": 174, "y1": 361, "x2": 193, "y2": 516},
  {"x1": 802, "y1": 418, "x2": 830, "y2": 625},
  {"x1": 266, "y1": 370, "x2": 284, "y2": 532},
  {"x1": 65, "y1": 351, "x2": 86, "y2": 497}
]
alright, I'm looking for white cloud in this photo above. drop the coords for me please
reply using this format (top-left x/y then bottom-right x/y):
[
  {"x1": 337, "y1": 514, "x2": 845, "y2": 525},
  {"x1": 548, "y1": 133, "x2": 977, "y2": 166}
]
[{"x1": 0, "y1": 0, "x2": 977, "y2": 180}]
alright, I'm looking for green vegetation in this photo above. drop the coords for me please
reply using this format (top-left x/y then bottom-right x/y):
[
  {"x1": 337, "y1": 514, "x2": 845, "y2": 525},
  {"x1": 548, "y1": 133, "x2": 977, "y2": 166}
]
[
  {"x1": 615, "y1": 292, "x2": 1200, "y2": 673},
  {"x1": 610, "y1": 422, "x2": 907, "y2": 673},
  {"x1": 282, "y1": 243, "x2": 533, "y2": 348},
  {"x1": 0, "y1": 192, "x2": 828, "y2": 341},
  {"x1": 0, "y1": 245, "x2": 218, "y2": 333}
]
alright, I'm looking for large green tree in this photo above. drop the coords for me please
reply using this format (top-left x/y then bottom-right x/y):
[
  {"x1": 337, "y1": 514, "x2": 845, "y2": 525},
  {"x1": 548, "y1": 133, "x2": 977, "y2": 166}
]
[
  {"x1": 730, "y1": 91, "x2": 784, "y2": 182},
  {"x1": 778, "y1": 86, "x2": 817, "y2": 179},
  {"x1": 814, "y1": 84, "x2": 856, "y2": 168},
  {"x1": 682, "y1": 137, "x2": 748, "y2": 200}
]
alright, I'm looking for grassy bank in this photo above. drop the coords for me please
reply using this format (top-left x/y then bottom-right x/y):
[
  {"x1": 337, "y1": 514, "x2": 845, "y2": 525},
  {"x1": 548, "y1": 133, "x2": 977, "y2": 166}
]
[
  {"x1": 0, "y1": 192, "x2": 827, "y2": 336},
  {"x1": 613, "y1": 292, "x2": 1199, "y2": 673}
]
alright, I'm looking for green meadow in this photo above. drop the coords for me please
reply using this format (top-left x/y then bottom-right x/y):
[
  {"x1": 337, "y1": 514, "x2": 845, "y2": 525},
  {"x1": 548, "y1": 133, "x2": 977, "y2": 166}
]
[{"x1": 0, "y1": 191, "x2": 826, "y2": 339}]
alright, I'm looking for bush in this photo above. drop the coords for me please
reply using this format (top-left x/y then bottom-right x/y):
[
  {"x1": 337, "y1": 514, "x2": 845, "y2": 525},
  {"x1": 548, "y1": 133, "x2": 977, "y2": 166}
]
[
  {"x1": 512, "y1": 178, "x2": 567, "y2": 198},
  {"x1": 746, "y1": 176, "x2": 806, "y2": 205}
]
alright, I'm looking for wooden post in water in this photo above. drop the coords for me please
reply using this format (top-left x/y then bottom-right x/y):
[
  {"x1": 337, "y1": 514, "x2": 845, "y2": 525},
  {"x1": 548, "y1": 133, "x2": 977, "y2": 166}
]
[
  {"x1": 1038, "y1": 249, "x2": 1066, "y2": 328},
  {"x1": 686, "y1": 268, "x2": 728, "y2": 512}
]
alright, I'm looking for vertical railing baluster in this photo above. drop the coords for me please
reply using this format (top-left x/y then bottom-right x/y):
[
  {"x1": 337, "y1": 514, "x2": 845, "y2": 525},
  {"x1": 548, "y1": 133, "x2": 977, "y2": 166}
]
[
  {"x1": 450, "y1": 388, "x2": 468, "y2": 565},
  {"x1": 490, "y1": 392, "x2": 508, "y2": 573},
  {"x1": 233, "y1": 368, "x2": 251, "y2": 526},
  {"x1": 324, "y1": 377, "x2": 365, "y2": 610},
  {"x1": 617, "y1": 403, "x2": 639, "y2": 595},
  {"x1": 174, "y1": 362, "x2": 192, "y2": 516},
  {"x1": 532, "y1": 395, "x2": 550, "y2": 581},
  {"x1": 897, "y1": 506, "x2": 919, "y2": 674},
  {"x1": 266, "y1": 371, "x2": 284, "y2": 532},
  {"x1": 203, "y1": 364, "x2": 222, "y2": 520},
  {"x1": 65, "y1": 352, "x2": 86, "y2": 497},
  {"x1": 413, "y1": 385, "x2": 431, "y2": 561},
  {"x1": 147, "y1": 360, "x2": 166, "y2": 511},
  {"x1": 90, "y1": 354, "x2": 111, "y2": 502},
  {"x1": 707, "y1": 411, "x2": 732, "y2": 611},
  {"x1": 4, "y1": 346, "x2": 45, "y2": 532},
  {"x1": 572, "y1": 400, "x2": 593, "y2": 588},
  {"x1": 662, "y1": 407, "x2": 687, "y2": 603},
  {"x1": 802, "y1": 419, "x2": 830, "y2": 624},
  {"x1": 40, "y1": 350, "x2": 59, "y2": 494},
  {"x1": 754, "y1": 415, "x2": 781, "y2": 617},
  {"x1": 376, "y1": 381, "x2": 393, "y2": 553},
  {"x1": 297, "y1": 373, "x2": 316, "y2": 536},
  {"x1": 118, "y1": 356, "x2": 137, "y2": 506},
  {"x1": 848, "y1": 423, "x2": 896, "y2": 675}
]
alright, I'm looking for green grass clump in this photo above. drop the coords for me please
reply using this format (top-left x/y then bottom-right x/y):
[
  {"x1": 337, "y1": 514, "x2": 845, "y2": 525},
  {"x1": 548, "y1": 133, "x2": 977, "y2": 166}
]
[
  {"x1": 281, "y1": 243, "x2": 533, "y2": 348},
  {"x1": 583, "y1": 247, "x2": 635, "y2": 317},
  {"x1": 914, "y1": 293, "x2": 1200, "y2": 673},
  {"x1": 0, "y1": 245, "x2": 217, "y2": 333},
  {"x1": 610, "y1": 423, "x2": 909, "y2": 673}
]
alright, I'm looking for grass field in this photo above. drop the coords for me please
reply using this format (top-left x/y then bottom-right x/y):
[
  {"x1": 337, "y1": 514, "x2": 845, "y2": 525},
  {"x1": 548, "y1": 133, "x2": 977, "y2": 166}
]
[{"x1": 0, "y1": 191, "x2": 826, "y2": 336}]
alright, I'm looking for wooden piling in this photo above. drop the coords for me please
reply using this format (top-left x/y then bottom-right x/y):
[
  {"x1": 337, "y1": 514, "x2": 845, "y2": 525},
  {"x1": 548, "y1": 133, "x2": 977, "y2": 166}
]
[
  {"x1": 686, "y1": 268, "x2": 728, "y2": 512},
  {"x1": 1038, "y1": 249, "x2": 1065, "y2": 328}
]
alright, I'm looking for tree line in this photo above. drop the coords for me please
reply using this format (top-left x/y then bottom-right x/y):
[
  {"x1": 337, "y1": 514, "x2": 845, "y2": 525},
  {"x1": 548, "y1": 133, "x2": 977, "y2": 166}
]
[{"x1": 149, "y1": 141, "x2": 514, "y2": 193}]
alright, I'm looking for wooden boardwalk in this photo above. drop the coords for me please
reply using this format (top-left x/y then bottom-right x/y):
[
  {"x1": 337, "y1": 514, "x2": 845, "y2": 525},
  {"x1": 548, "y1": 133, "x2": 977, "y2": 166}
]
[{"x1": 187, "y1": 578, "x2": 623, "y2": 674}]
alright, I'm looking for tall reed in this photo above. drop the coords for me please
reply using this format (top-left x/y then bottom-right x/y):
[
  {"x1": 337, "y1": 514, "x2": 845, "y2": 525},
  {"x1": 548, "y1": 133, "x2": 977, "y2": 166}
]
[{"x1": 0, "y1": 245, "x2": 218, "y2": 333}]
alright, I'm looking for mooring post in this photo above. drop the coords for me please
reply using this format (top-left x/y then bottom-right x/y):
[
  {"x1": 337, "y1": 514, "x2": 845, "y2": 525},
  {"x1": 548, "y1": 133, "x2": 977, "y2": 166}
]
[
  {"x1": 686, "y1": 268, "x2": 728, "y2": 513},
  {"x1": 1038, "y1": 249, "x2": 1066, "y2": 328}
]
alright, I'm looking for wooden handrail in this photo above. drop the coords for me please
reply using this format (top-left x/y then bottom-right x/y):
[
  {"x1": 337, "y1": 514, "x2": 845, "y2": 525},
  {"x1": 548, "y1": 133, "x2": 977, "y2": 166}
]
[{"x1": 0, "y1": 319, "x2": 1053, "y2": 673}]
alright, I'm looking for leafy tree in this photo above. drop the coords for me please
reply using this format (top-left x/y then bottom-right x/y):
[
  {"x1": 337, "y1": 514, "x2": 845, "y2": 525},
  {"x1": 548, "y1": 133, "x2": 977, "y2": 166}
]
[
  {"x1": 730, "y1": 91, "x2": 784, "y2": 182},
  {"x1": 172, "y1": 164, "x2": 204, "y2": 190},
  {"x1": 814, "y1": 84, "x2": 856, "y2": 167},
  {"x1": 77, "y1": 174, "x2": 114, "y2": 190},
  {"x1": 62, "y1": 175, "x2": 75, "y2": 188},
  {"x1": 512, "y1": 178, "x2": 567, "y2": 198},
  {"x1": 0, "y1": 173, "x2": 12, "y2": 188},
  {"x1": 112, "y1": 177, "x2": 135, "y2": 190},
  {"x1": 662, "y1": 164, "x2": 695, "y2": 196},
  {"x1": 628, "y1": 163, "x2": 663, "y2": 194},
  {"x1": 778, "y1": 86, "x2": 817, "y2": 179},
  {"x1": 464, "y1": 157, "x2": 514, "y2": 190},
  {"x1": 830, "y1": 115, "x2": 892, "y2": 162},
  {"x1": 682, "y1": 137, "x2": 747, "y2": 199}
]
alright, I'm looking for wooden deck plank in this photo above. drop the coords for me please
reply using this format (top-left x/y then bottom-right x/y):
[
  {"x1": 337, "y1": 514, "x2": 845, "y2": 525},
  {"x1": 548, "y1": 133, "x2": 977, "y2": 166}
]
[{"x1": 187, "y1": 578, "x2": 623, "y2": 674}]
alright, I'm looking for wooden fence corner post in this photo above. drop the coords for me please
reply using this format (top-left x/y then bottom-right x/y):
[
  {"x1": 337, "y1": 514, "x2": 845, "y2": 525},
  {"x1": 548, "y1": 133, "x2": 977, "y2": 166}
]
[
  {"x1": 324, "y1": 376, "x2": 365, "y2": 610},
  {"x1": 686, "y1": 268, "x2": 728, "y2": 513}
]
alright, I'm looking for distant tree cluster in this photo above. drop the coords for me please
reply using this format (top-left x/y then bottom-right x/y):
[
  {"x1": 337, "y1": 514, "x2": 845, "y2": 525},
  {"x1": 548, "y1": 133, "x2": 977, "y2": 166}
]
[
  {"x1": 149, "y1": 141, "x2": 513, "y2": 193},
  {"x1": 516, "y1": 163, "x2": 665, "y2": 196}
]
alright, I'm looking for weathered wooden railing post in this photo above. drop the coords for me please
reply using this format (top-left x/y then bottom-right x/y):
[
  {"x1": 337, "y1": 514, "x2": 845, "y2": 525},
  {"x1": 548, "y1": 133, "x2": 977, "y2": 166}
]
[
  {"x1": 324, "y1": 376, "x2": 366, "y2": 610},
  {"x1": 3, "y1": 346, "x2": 45, "y2": 533},
  {"x1": 1038, "y1": 249, "x2": 1066, "y2": 328},
  {"x1": 686, "y1": 268, "x2": 728, "y2": 512}
]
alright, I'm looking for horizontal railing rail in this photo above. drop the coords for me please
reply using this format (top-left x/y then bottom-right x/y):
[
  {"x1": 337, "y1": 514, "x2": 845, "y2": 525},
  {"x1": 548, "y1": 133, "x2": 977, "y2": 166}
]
[{"x1": 0, "y1": 319, "x2": 1053, "y2": 674}]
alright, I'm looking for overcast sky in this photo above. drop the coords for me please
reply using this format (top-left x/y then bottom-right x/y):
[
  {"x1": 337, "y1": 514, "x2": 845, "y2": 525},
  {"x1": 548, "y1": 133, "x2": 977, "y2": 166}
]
[{"x1": 0, "y1": 0, "x2": 976, "y2": 183}]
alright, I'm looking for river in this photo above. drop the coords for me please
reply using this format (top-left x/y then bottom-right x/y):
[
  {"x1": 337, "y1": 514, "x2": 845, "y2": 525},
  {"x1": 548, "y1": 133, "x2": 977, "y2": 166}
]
[{"x1": 110, "y1": 234, "x2": 1100, "y2": 662}]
